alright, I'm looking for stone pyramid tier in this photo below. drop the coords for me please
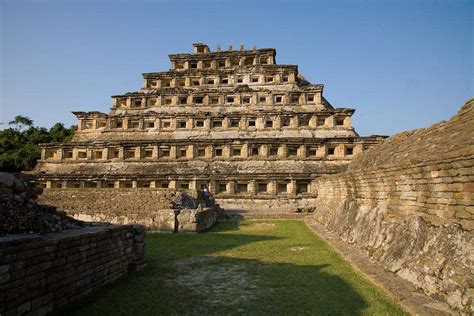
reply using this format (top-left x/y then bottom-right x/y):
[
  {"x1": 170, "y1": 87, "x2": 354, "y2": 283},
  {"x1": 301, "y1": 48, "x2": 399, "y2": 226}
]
[{"x1": 33, "y1": 43, "x2": 386, "y2": 211}]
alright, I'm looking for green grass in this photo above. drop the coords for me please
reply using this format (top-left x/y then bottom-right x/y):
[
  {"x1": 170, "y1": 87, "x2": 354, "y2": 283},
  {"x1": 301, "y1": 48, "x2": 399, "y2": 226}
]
[{"x1": 57, "y1": 221, "x2": 407, "y2": 315}]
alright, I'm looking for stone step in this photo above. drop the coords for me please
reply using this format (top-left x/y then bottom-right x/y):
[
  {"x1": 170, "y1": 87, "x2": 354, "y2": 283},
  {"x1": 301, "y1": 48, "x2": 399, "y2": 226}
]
[{"x1": 219, "y1": 210, "x2": 311, "y2": 221}]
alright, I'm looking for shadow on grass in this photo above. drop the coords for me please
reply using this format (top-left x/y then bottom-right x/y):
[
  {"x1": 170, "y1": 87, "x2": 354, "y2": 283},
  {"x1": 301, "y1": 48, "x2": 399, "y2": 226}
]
[
  {"x1": 207, "y1": 219, "x2": 241, "y2": 232},
  {"x1": 55, "y1": 255, "x2": 371, "y2": 315},
  {"x1": 54, "y1": 222, "x2": 378, "y2": 315}
]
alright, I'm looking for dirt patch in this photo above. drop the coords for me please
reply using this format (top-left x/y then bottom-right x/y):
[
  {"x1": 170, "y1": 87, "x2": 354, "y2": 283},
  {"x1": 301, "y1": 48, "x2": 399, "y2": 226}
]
[
  {"x1": 162, "y1": 256, "x2": 260, "y2": 311},
  {"x1": 290, "y1": 246, "x2": 310, "y2": 252}
]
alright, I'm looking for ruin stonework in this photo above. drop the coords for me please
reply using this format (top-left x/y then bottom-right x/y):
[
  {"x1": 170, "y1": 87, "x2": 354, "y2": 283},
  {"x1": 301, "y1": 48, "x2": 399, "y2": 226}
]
[
  {"x1": 37, "y1": 189, "x2": 220, "y2": 232},
  {"x1": 0, "y1": 224, "x2": 146, "y2": 315},
  {"x1": 312, "y1": 99, "x2": 474, "y2": 314},
  {"x1": 32, "y1": 43, "x2": 384, "y2": 210},
  {"x1": 26, "y1": 42, "x2": 474, "y2": 312}
]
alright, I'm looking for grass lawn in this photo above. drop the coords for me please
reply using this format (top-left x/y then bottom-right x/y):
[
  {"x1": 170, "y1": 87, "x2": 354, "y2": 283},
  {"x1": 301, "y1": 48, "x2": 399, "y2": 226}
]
[{"x1": 57, "y1": 221, "x2": 407, "y2": 315}]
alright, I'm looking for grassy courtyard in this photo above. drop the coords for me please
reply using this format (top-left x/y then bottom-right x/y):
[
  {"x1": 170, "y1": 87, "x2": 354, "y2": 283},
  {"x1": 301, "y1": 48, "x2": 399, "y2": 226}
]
[{"x1": 57, "y1": 221, "x2": 407, "y2": 315}]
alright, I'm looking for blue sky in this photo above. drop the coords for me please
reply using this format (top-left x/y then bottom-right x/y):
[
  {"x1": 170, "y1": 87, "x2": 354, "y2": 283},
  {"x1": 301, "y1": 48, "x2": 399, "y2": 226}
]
[{"x1": 1, "y1": 0, "x2": 472, "y2": 136}]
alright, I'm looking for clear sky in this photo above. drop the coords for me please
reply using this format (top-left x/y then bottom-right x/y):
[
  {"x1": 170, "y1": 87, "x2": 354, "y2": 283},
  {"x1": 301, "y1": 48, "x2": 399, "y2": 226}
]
[{"x1": 1, "y1": 0, "x2": 472, "y2": 136}]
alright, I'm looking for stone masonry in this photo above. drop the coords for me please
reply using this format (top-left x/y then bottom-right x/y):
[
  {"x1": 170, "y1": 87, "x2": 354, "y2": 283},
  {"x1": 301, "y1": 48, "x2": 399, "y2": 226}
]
[
  {"x1": 31, "y1": 43, "x2": 385, "y2": 211},
  {"x1": 312, "y1": 99, "x2": 474, "y2": 314},
  {"x1": 37, "y1": 189, "x2": 221, "y2": 232},
  {"x1": 0, "y1": 173, "x2": 80, "y2": 236},
  {"x1": 0, "y1": 224, "x2": 146, "y2": 315}
]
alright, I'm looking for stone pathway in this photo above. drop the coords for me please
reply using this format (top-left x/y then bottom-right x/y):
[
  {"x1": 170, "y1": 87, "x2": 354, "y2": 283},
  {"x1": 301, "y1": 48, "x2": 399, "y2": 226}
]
[{"x1": 304, "y1": 217, "x2": 456, "y2": 316}]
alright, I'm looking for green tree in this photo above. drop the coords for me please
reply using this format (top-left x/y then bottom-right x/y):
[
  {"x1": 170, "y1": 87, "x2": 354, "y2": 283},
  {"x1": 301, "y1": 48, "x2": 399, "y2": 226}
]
[
  {"x1": 8, "y1": 115, "x2": 34, "y2": 131},
  {"x1": 0, "y1": 116, "x2": 76, "y2": 172},
  {"x1": 49, "y1": 123, "x2": 76, "y2": 142}
]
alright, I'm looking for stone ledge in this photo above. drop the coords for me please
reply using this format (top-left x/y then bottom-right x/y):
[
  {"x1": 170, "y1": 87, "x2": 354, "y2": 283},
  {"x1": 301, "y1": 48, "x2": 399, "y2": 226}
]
[
  {"x1": 304, "y1": 218, "x2": 455, "y2": 316},
  {"x1": 219, "y1": 209, "x2": 308, "y2": 221}
]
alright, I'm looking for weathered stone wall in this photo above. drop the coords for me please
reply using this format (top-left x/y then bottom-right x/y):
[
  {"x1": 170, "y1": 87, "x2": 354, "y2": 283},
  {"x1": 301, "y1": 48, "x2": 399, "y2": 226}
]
[
  {"x1": 38, "y1": 189, "x2": 179, "y2": 213},
  {"x1": 37, "y1": 189, "x2": 220, "y2": 232},
  {"x1": 0, "y1": 224, "x2": 145, "y2": 315},
  {"x1": 0, "y1": 173, "x2": 81, "y2": 236},
  {"x1": 219, "y1": 197, "x2": 318, "y2": 212},
  {"x1": 312, "y1": 100, "x2": 474, "y2": 314},
  {"x1": 176, "y1": 208, "x2": 218, "y2": 232}
]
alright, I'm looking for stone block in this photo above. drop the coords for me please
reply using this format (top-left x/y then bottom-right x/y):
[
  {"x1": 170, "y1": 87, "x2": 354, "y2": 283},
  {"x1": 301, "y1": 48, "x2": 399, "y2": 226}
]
[
  {"x1": 0, "y1": 272, "x2": 11, "y2": 285},
  {"x1": 464, "y1": 183, "x2": 474, "y2": 192},
  {"x1": 454, "y1": 210, "x2": 472, "y2": 219},
  {"x1": 0, "y1": 225, "x2": 145, "y2": 315}
]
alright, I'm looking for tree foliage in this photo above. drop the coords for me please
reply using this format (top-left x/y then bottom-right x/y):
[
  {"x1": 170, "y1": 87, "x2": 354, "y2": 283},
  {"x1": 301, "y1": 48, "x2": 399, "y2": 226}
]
[
  {"x1": 0, "y1": 117, "x2": 76, "y2": 172},
  {"x1": 8, "y1": 115, "x2": 34, "y2": 131}
]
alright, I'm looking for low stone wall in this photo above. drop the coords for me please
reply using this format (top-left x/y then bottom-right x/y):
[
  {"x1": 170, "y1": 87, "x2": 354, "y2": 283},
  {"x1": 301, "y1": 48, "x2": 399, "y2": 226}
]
[
  {"x1": 219, "y1": 197, "x2": 318, "y2": 212},
  {"x1": 37, "y1": 189, "x2": 220, "y2": 232},
  {"x1": 176, "y1": 208, "x2": 218, "y2": 232},
  {"x1": 74, "y1": 208, "x2": 218, "y2": 233},
  {"x1": 312, "y1": 100, "x2": 474, "y2": 314},
  {"x1": 0, "y1": 224, "x2": 146, "y2": 315},
  {"x1": 73, "y1": 210, "x2": 176, "y2": 231},
  {"x1": 37, "y1": 189, "x2": 179, "y2": 214}
]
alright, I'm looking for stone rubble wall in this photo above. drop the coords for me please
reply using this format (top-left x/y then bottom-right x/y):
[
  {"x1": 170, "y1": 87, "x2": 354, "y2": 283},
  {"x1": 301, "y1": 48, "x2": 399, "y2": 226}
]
[
  {"x1": 312, "y1": 100, "x2": 474, "y2": 314},
  {"x1": 37, "y1": 189, "x2": 220, "y2": 232},
  {"x1": 0, "y1": 224, "x2": 146, "y2": 316},
  {"x1": 0, "y1": 173, "x2": 80, "y2": 235}
]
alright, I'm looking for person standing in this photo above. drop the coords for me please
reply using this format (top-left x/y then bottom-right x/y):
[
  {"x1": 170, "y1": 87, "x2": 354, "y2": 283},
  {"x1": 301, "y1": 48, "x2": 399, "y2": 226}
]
[{"x1": 202, "y1": 184, "x2": 211, "y2": 207}]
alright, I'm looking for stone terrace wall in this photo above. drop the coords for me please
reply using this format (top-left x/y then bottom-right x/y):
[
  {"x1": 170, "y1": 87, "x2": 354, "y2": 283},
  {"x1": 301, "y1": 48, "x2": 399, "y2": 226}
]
[
  {"x1": 219, "y1": 197, "x2": 318, "y2": 212},
  {"x1": 312, "y1": 100, "x2": 474, "y2": 314},
  {"x1": 0, "y1": 224, "x2": 145, "y2": 315},
  {"x1": 38, "y1": 189, "x2": 179, "y2": 213},
  {"x1": 37, "y1": 189, "x2": 219, "y2": 232}
]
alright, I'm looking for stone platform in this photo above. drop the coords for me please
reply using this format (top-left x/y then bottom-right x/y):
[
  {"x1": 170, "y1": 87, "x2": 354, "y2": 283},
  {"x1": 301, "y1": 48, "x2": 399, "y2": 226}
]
[
  {"x1": 37, "y1": 189, "x2": 221, "y2": 233},
  {"x1": 219, "y1": 209, "x2": 309, "y2": 221}
]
